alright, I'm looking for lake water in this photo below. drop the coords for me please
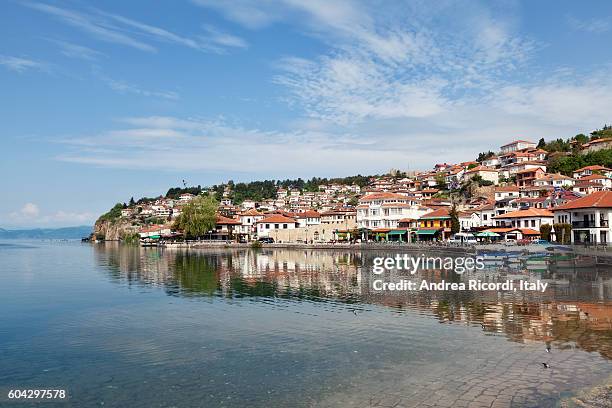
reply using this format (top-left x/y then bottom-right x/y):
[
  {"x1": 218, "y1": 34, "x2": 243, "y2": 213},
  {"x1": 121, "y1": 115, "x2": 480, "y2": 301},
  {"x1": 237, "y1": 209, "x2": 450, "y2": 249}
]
[{"x1": 1, "y1": 241, "x2": 611, "y2": 407}]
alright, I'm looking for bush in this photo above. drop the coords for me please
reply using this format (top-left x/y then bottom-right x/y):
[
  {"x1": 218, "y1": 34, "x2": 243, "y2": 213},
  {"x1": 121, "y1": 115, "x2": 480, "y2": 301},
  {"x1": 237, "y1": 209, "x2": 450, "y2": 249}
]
[
  {"x1": 540, "y1": 224, "x2": 552, "y2": 241},
  {"x1": 553, "y1": 223, "x2": 571, "y2": 244},
  {"x1": 250, "y1": 241, "x2": 262, "y2": 249}
]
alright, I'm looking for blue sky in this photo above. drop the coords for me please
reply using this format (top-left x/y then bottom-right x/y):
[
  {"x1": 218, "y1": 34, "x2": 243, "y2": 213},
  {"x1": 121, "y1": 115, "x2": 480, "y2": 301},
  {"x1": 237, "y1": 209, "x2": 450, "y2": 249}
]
[{"x1": 1, "y1": 0, "x2": 612, "y2": 228}]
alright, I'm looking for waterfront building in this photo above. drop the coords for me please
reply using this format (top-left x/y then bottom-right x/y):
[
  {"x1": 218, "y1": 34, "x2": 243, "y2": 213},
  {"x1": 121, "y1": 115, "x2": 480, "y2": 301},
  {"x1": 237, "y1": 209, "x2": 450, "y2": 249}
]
[
  {"x1": 417, "y1": 208, "x2": 452, "y2": 241},
  {"x1": 256, "y1": 214, "x2": 298, "y2": 238},
  {"x1": 493, "y1": 208, "x2": 553, "y2": 229},
  {"x1": 552, "y1": 191, "x2": 612, "y2": 244}
]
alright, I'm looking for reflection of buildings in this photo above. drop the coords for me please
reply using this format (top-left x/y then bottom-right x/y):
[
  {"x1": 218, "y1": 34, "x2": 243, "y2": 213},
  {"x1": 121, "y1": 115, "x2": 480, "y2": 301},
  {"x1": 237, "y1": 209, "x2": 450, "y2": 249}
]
[{"x1": 96, "y1": 244, "x2": 612, "y2": 359}]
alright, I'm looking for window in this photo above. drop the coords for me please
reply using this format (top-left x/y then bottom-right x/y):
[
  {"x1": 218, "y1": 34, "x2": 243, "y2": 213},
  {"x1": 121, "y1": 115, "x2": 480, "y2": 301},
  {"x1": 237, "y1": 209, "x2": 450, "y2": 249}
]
[
  {"x1": 283, "y1": 224, "x2": 288, "y2": 229},
  {"x1": 531, "y1": 220, "x2": 536, "y2": 228},
  {"x1": 266, "y1": 224, "x2": 270, "y2": 229}
]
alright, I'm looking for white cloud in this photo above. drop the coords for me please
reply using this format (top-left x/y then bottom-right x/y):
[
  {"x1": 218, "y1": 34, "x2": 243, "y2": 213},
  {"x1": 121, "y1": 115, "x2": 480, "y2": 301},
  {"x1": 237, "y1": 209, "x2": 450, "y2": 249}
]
[
  {"x1": 95, "y1": 72, "x2": 180, "y2": 100},
  {"x1": 0, "y1": 55, "x2": 47, "y2": 73},
  {"x1": 49, "y1": 40, "x2": 105, "y2": 61},
  {"x1": 26, "y1": 2, "x2": 247, "y2": 54},
  {"x1": 20, "y1": 203, "x2": 40, "y2": 218},
  {"x1": 25, "y1": 2, "x2": 156, "y2": 52},
  {"x1": 567, "y1": 15, "x2": 611, "y2": 33},
  {"x1": 6, "y1": 203, "x2": 95, "y2": 227}
]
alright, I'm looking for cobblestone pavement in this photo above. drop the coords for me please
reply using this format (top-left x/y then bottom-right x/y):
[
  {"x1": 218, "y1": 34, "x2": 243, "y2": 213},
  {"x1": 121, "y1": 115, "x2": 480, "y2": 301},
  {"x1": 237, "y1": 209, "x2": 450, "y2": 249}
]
[{"x1": 315, "y1": 342, "x2": 611, "y2": 408}]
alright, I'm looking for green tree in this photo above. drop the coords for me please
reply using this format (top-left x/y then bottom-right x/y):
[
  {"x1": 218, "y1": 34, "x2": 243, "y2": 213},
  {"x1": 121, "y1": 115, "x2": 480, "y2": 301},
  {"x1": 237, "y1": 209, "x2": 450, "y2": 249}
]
[
  {"x1": 537, "y1": 138, "x2": 546, "y2": 149},
  {"x1": 449, "y1": 205, "x2": 460, "y2": 234},
  {"x1": 174, "y1": 195, "x2": 219, "y2": 238},
  {"x1": 476, "y1": 151, "x2": 495, "y2": 162},
  {"x1": 98, "y1": 203, "x2": 124, "y2": 222},
  {"x1": 540, "y1": 224, "x2": 552, "y2": 241},
  {"x1": 129, "y1": 197, "x2": 135, "y2": 206},
  {"x1": 435, "y1": 173, "x2": 447, "y2": 190}
]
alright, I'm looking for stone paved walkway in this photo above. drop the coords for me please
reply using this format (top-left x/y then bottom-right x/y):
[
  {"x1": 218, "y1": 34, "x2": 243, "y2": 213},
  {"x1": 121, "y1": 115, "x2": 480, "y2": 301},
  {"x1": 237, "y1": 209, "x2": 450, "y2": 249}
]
[{"x1": 314, "y1": 342, "x2": 611, "y2": 408}]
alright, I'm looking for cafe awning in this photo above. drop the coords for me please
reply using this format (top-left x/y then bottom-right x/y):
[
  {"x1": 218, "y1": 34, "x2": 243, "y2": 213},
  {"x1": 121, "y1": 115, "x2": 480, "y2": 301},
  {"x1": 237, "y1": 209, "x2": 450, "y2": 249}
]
[
  {"x1": 388, "y1": 230, "x2": 407, "y2": 235},
  {"x1": 416, "y1": 229, "x2": 439, "y2": 235}
]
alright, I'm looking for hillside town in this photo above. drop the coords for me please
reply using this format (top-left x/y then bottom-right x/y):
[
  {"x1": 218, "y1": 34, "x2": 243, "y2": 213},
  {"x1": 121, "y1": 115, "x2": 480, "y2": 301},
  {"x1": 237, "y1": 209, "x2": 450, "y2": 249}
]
[{"x1": 101, "y1": 137, "x2": 612, "y2": 246}]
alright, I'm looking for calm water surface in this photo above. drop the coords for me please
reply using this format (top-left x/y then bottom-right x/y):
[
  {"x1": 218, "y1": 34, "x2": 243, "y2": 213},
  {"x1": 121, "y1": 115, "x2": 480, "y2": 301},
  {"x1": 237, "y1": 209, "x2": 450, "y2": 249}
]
[{"x1": 1, "y1": 241, "x2": 611, "y2": 407}]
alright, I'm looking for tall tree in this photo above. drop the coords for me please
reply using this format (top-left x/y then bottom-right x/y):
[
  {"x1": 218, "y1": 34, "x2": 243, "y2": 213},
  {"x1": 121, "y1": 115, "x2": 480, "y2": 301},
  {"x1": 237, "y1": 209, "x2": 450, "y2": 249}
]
[
  {"x1": 174, "y1": 195, "x2": 219, "y2": 238},
  {"x1": 537, "y1": 138, "x2": 546, "y2": 149},
  {"x1": 449, "y1": 205, "x2": 460, "y2": 234}
]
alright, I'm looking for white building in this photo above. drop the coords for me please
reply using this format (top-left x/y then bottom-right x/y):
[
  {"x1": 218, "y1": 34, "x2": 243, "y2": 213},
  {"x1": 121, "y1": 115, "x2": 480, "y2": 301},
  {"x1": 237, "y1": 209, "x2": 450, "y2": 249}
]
[
  {"x1": 572, "y1": 165, "x2": 612, "y2": 179},
  {"x1": 552, "y1": 191, "x2": 612, "y2": 244},
  {"x1": 462, "y1": 166, "x2": 499, "y2": 185},
  {"x1": 493, "y1": 208, "x2": 553, "y2": 230},
  {"x1": 256, "y1": 214, "x2": 298, "y2": 237},
  {"x1": 500, "y1": 140, "x2": 536, "y2": 154},
  {"x1": 533, "y1": 173, "x2": 575, "y2": 188},
  {"x1": 356, "y1": 192, "x2": 428, "y2": 229},
  {"x1": 296, "y1": 210, "x2": 321, "y2": 228},
  {"x1": 494, "y1": 186, "x2": 520, "y2": 201}
]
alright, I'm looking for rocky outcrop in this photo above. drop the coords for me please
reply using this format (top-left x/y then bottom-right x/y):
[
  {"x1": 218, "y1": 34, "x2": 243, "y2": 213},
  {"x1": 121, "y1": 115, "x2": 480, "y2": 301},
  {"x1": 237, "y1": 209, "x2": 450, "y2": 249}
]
[{"x1": 92, "y1": 219, "x2": 137, "y2": 241}]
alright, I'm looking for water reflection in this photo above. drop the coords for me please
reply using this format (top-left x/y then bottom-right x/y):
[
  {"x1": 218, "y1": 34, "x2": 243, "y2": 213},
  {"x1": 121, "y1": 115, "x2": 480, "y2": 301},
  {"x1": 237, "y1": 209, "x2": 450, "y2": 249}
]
[{"x1": 95, "y1": 244, "x2": 612, "y2": 360}]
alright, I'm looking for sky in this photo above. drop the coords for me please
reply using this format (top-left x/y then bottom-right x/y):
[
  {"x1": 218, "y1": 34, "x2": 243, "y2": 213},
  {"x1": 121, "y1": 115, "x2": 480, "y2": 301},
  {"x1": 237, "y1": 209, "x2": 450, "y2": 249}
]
[{"x1": 1, "y1": 0, "x2": 612, "y2": 228}]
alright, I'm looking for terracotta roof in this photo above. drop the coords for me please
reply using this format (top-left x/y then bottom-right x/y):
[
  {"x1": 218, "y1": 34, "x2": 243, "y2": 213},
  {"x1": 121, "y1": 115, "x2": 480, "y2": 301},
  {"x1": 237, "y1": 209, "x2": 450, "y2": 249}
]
[
  {"x1": 495, "y1": 186, "x2": 520, "y2": 192},
  {"x1": 553, "y1": 191, "x2": 612, "y2": 210},
  {"x1": 516, "y1": 167, "x2": 545, "y2": 174},
  {"x1": 359, "y1": 192, "x2": 408, "y2": 201},
  {"x1": 465, "y1": 165, "x2": 497, "y2": 173},
  {"x1": 296, "y1": 210, "x2": 321, "y2": 218},
  {"x1": 256, "y1": 214, "x2": 298, "y2": 224},
  {"x1": 575, "y1": 165, "x2": 612, "y2": 172},
  {"x1": 483, "y1": 228, "x2": 514, "y2": 233},
  {"x1": 517, "y1": 228, "x2": 540, "y2": 235},
  {"x1": 240, "y1": 208, "x2": 264, "y2": 216},
  {"x1": 420, "y1": 208, "x2": 450, "y2": 219},
  {"x1": 216, "y1": 215, "x2": 241, "y2": 225},
  {"x1": 539, "y1": 173, "x2": 574, "y2": 181},
  {"x1": 579, "y1": 174, "x2": 610, "y2": 181},
  {"x1": 493, "y1": 209, "x2": 553, "y2": 219}
]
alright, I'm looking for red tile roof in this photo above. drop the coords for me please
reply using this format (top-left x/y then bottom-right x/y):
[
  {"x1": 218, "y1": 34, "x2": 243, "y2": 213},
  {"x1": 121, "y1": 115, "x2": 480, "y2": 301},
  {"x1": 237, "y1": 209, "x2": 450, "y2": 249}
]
[
  {"x1": 553, "y1": 191, "x2": 612, "y2": 210},
  {"x1": 495, "y1": 186, "x2": 520, "y2": 192},
  {"x1": 575, "y1": 165, "x2": 611, "y2": 172},
  {"x1": 216, "y1": 215, "x2": 241, "y2": 225},
  {"x1": 256, "y1": 214, "x2": 298, "y2": 224},
  {"x1": 359, "y1": 192, "x2": 408, "y2": 201},
  {"x1": 493, "y1": 209, "x2": 553, "y2": 219},
  {"x1": 420, "y1": 208, "x2": 450, "y2": 219},
  {"x1": 296, "y1": 210, "x2": 321, "y2": 218},
  {"x1": 240, "y1": 208, "x2": 264, "y2": 216},
  {"x1": 579, "y1": 174, "x2": 610, "y2": 181}
]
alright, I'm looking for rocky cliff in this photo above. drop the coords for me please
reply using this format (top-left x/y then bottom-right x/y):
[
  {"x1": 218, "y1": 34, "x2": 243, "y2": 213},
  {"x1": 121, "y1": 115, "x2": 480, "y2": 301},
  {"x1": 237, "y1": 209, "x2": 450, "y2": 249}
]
[{"x1": 92, "y1": 219, "x2": 137, "y2": 241}]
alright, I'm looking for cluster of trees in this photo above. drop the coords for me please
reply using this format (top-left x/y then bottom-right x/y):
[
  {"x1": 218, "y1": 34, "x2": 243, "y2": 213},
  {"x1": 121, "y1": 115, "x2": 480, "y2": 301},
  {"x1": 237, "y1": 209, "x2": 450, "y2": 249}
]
[
  {"x1": 207, "y1": 174, "x2": 372, "y2": 204},
  {"x1": 536, "y1": 125, "x2": 612, "y2": 153},
  {"x1": 97, "y1": 203, "x2": 124, "y2": 222},
  {"x1": 476, "y1": 151, "x2": 495, "y2": 162},
  {"x1": 166, "y1": 186, "x2": 202, "y2": 199},
  {"x1": 548, "y1": 148, "x2": 612, "y2": 175},
  {"x1": 173, "y1": 195, "x2": 219, "y2": 238},
  {"x1": 539, "y1": 223, "x2": 571, "y2": 244}
]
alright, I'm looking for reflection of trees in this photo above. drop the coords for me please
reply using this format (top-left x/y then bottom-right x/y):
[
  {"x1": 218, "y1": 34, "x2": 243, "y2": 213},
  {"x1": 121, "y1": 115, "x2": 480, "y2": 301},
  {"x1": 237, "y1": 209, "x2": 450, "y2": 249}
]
[
  {"x1": 171, "y1": 252, "x2": 219, "y2": 297},
  {"x1": 97, "y1": 245, "x2": 612, "y2": 360}
]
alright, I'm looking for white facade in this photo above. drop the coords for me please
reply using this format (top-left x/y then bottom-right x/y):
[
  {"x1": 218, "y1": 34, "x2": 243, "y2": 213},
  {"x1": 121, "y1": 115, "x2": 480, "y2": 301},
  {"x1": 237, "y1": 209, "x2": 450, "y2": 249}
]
[
  {"x1": 356, "y1": 193, "x2": 428, "y2": 229},
  {"x1": 500, "y1": 140, "x2": 536, "y2": 154}
]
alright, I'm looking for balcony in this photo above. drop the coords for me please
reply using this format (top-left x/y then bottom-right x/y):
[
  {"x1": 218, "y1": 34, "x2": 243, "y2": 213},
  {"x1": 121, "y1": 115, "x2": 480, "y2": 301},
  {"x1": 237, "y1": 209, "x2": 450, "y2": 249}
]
[{"x1": 572, "y1": 220, "x2": 609, "y2": 228}]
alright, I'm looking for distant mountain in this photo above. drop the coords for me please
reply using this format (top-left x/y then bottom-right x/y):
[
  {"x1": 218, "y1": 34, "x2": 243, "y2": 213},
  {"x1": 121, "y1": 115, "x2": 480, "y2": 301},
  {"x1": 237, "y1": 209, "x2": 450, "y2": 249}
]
[{"x1": 0, "y1": 226, "x2": 92, "y2": 240}]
